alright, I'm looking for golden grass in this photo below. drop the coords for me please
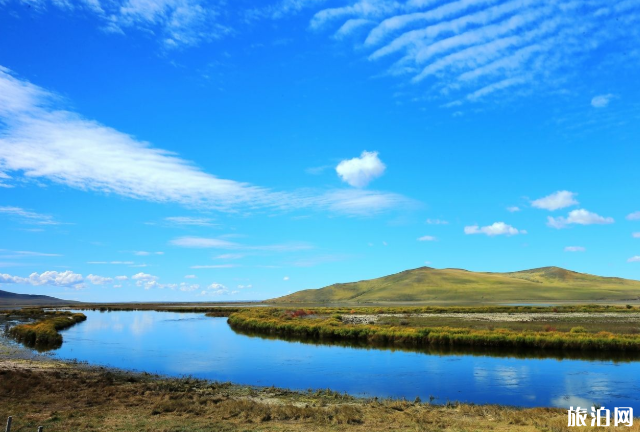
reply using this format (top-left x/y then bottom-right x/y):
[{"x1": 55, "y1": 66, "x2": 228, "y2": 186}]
[
  {"x1": 228, "y1": 307, "x2": 640, "y2": 352},
  {"x1": 2, "y1": 358, "x2": 636, "y2": 432},
  {"x1": 5, "y1": 310, "x2": 86, "y2": 350}
]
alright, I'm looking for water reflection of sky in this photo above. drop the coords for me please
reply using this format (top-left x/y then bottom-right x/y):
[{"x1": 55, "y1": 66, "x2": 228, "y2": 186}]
[{"x1": 54, "y1": 311, "x2": 640, "y2": 410}]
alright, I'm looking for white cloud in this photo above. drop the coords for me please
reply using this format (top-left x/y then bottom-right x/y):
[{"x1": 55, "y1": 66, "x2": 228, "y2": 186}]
[
  {"x1": 627, "y1": 211, "x2": 640, "y2": 221},
  {"x1": 132, "y1": 272, "x2": 159, "y2": 289},
  {"x1": 307, "y1": 0, "x2": 640, "y2": 104},
  {"x1": 547, "y1": 209, "x2": 614, "y2": 229},
  {"x1": 5, "y1": 0, "x2": 231, "y2": 49},
  {"x1": 133, "y1": 251, "x2": 164, "y2": 256},
  {"x1": 200, "y1": 282, "x2": 230, "y2": 295},
  {"x1": 179, "y1": 283, "x2": 201, "y2": 292},
  {"x1": 215, "y1": 253, "x2": 245, "y2": 260},
  {"x1": 164, "y1": 216, "x2": 216, "y2": 226},
  {"x1": 418, "y1": 235, "x2": 437, "y2": 241},
  {"x1": 0, "y1": 206, "x2": 63, "y2": 225},
  {"x1": 564, "y1": 246, "x2": 585, "y2": 252},
  {"x1": 464, "y1": 222, "x2": 525, "y2": 236},
  {"x1": 184, "y1": 274, "x2": 197, "y2": 279},
  {"x1": 507, "y1": 206, "x2": 520, "y2": 212},
  {"x1": 86, "y1": 274, "x2": 114, "y2": 285},
  {"x1": 0, "y1": 270, "x2": 84, "y2": 289},
  {"x1": 531, "y1": 191, "x2": 578, "y2": 211},
  {"x1": 628, "y1": 256, "x2": 640, "y2": 263},
  {"x1": 115, "y1": 275, "x2": 129, "y2": 280},
  {"x1": 633, "y1": 233, "x2": 640, "y2": 239},
  {"x1": 426, "y1": 218, "x2": 449, "y2": 225},
  {"x1": 283, "y1": 276, "x2": 290, "y2": 281},
  {"x1": 190, "y1": 264, "x2": 238, "y2": 269},
  {"x1": 170, "y1": 236, "x2": 312, "y2": 252},
  {"x1": 317, "y1": 189, "x2": 412, "y2": 216},
  {"x1": 0, "y1": 69, "x2": 410, "y2": 217},
  {"x1": 591, "y1": 93, "x2": 614, "y2": 108},
  {"x1": 87, "y1": 261, "x2": 135, "y2": 265},
  {"x1": 170, "y1": 237, "x2": 238, "y2": 248},
  {"x1": 336, "y1": 150, "x2": 386, "y2": 188}
]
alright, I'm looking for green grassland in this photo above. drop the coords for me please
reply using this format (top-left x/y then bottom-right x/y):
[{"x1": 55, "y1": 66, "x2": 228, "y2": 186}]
[{"x1": 270, "y1": 266, "x2": 640, "y2": 304}]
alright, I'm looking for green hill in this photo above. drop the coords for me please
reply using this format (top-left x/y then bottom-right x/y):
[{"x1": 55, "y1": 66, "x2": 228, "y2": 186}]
[
  {"x1": 269, "y1": 266, "x2": 640, "y2": 304},
  {"x1": 0, "y1": 289, "x2": 79, "y2": 307}
]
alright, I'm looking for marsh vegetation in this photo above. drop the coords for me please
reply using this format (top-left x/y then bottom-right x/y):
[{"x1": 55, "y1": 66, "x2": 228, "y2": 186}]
[{"x1": 228, "y1": 305, "x2": 640, "y2": 352}]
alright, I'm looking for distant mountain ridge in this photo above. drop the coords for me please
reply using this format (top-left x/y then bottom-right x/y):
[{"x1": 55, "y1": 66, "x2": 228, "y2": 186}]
[
  {"x1": 270, "y1": 266, "x2": 640, "y2": 304},
  {"x1": 0, "y1": 289, "x2": 79, "y2": 306}
]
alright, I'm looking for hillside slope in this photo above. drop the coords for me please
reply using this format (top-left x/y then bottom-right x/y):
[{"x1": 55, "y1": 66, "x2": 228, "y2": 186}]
[
  {"x1": 269, "y1": 266, "x2": 640, "y2": 304},
  {"x1": 0, "y1": 289, "x2": 79, "y2": 306}
]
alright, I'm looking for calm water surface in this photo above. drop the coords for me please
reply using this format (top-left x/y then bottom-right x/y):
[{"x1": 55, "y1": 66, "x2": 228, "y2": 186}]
[{"x1": 53, "y1": 310, "x2": 640, "y2": 410}]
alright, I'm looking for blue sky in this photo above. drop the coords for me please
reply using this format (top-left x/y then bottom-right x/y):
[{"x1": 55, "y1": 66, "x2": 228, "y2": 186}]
[{"x1": 0, "y1": 0, "x2": 639, "y2": 302}]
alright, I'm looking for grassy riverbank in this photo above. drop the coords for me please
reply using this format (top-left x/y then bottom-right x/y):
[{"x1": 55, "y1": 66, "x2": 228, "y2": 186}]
[
  {"x1": 2, "y1": 354, "x2": 634, "y2": 432},
  {"x1": 227, "y1": 306, "x2": 640, "y2": 352},
  {"x1": 3, "y1": 309, "x2": 86, "y2": 350}
]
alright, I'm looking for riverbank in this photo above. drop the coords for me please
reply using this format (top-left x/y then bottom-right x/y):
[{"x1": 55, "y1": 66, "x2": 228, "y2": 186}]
[
  {"x1": 228, "y1": 306, "x2": 640, "y2": 352},
  {"x1": 0, "y1": 340, "x2": 624, "y2": 432}
]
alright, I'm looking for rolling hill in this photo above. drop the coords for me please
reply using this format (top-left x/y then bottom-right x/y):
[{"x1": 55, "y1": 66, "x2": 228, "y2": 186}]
[
  {"x1": 0, "y1": 289, "x2": 79, "y2": 307},
  {"x1": 269, "y1": 266, "x2": 640, "y2": 304}
]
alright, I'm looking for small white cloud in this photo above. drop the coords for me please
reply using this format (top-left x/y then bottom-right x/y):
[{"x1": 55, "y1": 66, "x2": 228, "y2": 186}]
[
  {"x1": 531, "y1": 191, "x2": 578, "y2": 211},
  {"x1": 633, "y1": 233, "x2": 640, "y2": 239},
  {"x1": 464, "y1": 222, "x2": 525, "y2": 236},
  {"x1": 132, "y1": 272, "x2": 159, "y2": 289},
  {"x1": 184, "y1": 274, "x2": 197, "y2": 279},
  {"x1": 336, "y1": 151, "x2": 386, "y2": 188},
  {"x1": 627, "y1": 211, "x2": 640, "y2": 221},
  {"x1": 133, "y1": 251, "x2": 164, "y2": 256},
  {"x1": 628, "y1": 256, "x2": 640, "y2": 263},
  {"x1": 115, "y1": 275, "x2": 128, "y2": 280},
  {"x1": 382, "y1": 241, "x2": 388, "y2": 246},
  {"x1": 591, "y1": 94, "x2": 614, "y2": 108},
  {"x1": 564, "y1": 246, "x2": 586, "y2": 252},
  {"x1": 190, "y1": 264, "x2": 238, "y2": 269},
  {"x1": 547, "y1": 209, "x2": 614, "y2": 229},
  {"x1": 418, "y1": 235, "x2": 437, "y2": 242},
  {"x1": 86, "y1": 274, "x2": 114, "y2": 285},
  {"x1": 507, "y1": 206, "x2": 521, "y2": 212},
  {"x1": 283, "y1": 276, "x2": 289, "y2": 281},
  {"x1": 426, "y1": 218, "x2": 449, "y2": 225}
]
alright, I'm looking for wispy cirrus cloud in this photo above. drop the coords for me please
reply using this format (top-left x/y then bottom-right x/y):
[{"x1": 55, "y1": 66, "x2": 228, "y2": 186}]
[
  {"x1": 0, "y1": 68, "x2": 413, "y2": 217},
  {"x1": 0, "y1": 206, "x2": 64, "y2": 225},
  {"x1": 170, "y1": 236, "x2": 312, "y2": 252},
  {"x1": 307, "y1": 0, "x2": 640, "y2": 104},
  {"x1": 163, "y1": 216, "x2": 217, "y2": 226},
  {"x1": 2, "y1": 0, "x2": 232, "y2": 49}
]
